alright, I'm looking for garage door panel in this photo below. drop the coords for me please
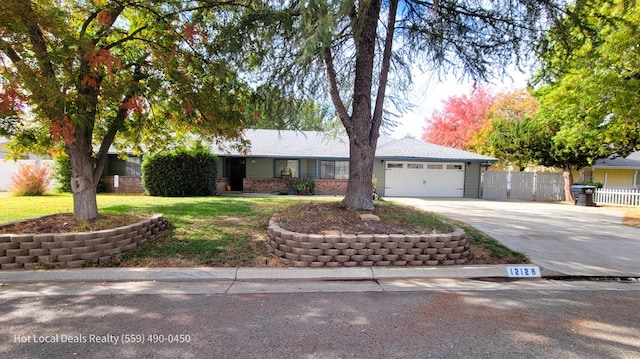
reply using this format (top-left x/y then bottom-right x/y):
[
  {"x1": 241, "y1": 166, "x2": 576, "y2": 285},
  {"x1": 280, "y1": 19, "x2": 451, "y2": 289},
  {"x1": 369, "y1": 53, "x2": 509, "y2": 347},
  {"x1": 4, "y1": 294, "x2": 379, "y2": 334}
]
[{"x1": 385, "y1": 162, "x2": 464, "y2": 197}]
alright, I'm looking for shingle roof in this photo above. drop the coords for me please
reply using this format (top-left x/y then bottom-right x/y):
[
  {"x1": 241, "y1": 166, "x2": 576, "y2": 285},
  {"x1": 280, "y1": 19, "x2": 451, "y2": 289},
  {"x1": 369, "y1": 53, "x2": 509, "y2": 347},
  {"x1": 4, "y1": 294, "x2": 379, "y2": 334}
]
[
  {"x1": 375, "y1": 136, "x2": 496, "y2": 162},
  {"x1": 212, "y1": 129, "x2": 496, "y2": 163},
  {"x1": 594, "y1": 151, "x2": 640, "y2": 169}
]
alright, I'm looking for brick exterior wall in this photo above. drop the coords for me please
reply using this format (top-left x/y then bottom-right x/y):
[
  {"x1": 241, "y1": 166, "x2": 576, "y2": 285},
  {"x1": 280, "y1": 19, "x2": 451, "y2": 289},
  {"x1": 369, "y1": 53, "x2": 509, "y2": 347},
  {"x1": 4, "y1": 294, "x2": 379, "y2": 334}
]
[
  {"x1": 216, "y1": 177, "x2": 230, "y2": 194},
  {"x1": 267, "y1": 218, "x2": 470, "y2": 268},
  {"x1": 243, "y1": 178, "x2": 293, "y2": 194},
  {"x1": 103, "y1": 176, "x2": 145, "y2": 194},
  {"x1": 101, "y1": 176, "x2": 348, "y2": 195},
  {"x1": 103, "y1": 176, "x2": 230, "y2": 195},
  {"x1": 0, "y1": 215, "x2": 169, "y2": 269},
  {"x1": 243, "y1": 178, "x2": 348, "y2": 195},
  {"x1": 314, "y1": 179, "x2": 348, "y2": 195}
]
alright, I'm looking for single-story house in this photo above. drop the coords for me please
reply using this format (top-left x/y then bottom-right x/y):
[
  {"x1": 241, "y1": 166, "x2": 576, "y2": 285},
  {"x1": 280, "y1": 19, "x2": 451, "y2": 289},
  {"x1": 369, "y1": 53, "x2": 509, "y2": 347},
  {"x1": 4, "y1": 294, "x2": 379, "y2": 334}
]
[
  {"x1": 590, "y1": 151, "x2": 640, "y2": 189},
  {"x1": 202, "y1": 129, "x2": 496, "y2": 198}
]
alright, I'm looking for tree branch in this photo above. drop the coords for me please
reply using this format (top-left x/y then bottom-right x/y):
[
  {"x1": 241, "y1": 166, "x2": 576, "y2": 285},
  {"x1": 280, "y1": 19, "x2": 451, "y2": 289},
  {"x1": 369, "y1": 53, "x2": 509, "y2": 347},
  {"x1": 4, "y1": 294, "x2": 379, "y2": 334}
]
[
  {"x1": 18, "y1": 1, "x2": 55, "y2": 80},
  {"x1": 323, "y1": 46, "x2": 350, "y2": 126},
  {"x1": 371, "y1": 0, "x2": 399, "y2": 143},
  {"x1": 93, "y1": 66, "x2": 147, "y2": 185},
  {"x1": 0, "y1": 38, "x2": 22, "y2": 63}
]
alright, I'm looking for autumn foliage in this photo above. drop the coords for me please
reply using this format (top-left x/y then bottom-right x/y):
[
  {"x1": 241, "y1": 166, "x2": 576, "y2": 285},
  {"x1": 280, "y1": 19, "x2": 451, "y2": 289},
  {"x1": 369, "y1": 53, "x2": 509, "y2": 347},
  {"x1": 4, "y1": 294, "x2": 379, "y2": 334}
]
[
  {"x1": 0, "y1": 89, "x2": 25, "y2": 115},
  {"x1": 421, "y1": 86, "x2": 495, "y2": 149},
  {"x1": 10, "y1": 163, "x2": 52, "y2": 196}
]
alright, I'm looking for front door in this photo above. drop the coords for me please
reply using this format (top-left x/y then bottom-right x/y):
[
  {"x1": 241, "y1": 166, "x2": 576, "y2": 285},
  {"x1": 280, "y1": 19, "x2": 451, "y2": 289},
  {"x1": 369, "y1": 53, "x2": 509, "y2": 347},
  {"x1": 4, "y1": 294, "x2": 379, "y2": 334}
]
[{"x1": 228, "y1": 158, "x2": 246, "y2": 191}]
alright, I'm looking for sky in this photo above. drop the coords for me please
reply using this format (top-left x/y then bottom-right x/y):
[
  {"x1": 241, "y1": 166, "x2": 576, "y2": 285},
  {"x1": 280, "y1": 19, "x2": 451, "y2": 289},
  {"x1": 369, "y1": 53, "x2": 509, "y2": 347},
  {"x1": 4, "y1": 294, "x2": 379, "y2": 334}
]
[{"x1": 388, "y1": 68, "x2": 530, "y2": 139}]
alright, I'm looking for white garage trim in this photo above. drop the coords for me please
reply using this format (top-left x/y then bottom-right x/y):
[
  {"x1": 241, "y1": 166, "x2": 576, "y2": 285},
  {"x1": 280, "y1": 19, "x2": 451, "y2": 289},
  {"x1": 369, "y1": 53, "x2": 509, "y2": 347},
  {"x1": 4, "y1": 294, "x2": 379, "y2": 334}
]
[{"x1": 384, "y1": 161, "x2": 465, "y2": 197}]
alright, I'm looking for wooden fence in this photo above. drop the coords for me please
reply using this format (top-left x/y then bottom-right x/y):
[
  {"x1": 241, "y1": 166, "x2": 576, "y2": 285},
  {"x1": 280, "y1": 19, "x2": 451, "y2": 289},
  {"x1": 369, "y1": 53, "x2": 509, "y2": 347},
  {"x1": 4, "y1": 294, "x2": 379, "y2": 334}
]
[{"x1": 594, "y1": 188, "x2": 640, "y2": 207}]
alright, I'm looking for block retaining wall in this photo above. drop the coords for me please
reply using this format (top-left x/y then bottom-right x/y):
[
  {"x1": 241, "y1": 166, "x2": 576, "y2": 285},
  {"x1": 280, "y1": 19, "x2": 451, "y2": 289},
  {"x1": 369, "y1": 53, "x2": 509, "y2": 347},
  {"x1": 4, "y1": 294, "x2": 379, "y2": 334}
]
[
  {"x1": 0, "y1": 214, "x2": 169, "y2": 269},
  {"x1": 267, "y1": 218, "x2": 470, "y2": 267}
]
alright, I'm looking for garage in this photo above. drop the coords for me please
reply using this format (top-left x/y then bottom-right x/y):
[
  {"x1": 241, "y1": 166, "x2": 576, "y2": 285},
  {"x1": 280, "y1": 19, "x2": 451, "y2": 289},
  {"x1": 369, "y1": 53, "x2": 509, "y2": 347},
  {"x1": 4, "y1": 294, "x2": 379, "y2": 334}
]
[{"x1": 384, "y1": 161, "x2": 465, "y2": 197}]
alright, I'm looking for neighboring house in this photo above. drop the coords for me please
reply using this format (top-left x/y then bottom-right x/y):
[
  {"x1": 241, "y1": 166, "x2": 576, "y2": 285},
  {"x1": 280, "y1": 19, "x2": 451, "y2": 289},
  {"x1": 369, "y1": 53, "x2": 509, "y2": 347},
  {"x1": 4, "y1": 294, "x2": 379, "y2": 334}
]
[
  {"x1": 591, "y1": 151, "x2": 640, "y2": 189},
  {"x1": 209, "y1": 129, "x2": 496, "y2": 198}
]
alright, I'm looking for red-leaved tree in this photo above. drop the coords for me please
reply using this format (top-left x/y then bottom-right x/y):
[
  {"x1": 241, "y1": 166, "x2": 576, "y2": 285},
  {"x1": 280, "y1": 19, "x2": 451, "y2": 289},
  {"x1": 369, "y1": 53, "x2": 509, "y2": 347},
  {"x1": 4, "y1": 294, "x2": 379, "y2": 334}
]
[{"x1": 421, "y1": 86, "x2": 495, "y2": 150}]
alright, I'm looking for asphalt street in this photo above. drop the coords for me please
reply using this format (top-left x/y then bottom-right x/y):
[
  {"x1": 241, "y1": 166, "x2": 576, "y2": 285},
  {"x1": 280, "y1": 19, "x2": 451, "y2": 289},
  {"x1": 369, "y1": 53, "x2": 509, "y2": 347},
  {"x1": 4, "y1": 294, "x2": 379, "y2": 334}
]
[
  {"x1": 1, "y1": 280, "x2": 639, "y2": 359},
  {"x1": 2, "y1": 198, "x2": 639, "y2": 358}
]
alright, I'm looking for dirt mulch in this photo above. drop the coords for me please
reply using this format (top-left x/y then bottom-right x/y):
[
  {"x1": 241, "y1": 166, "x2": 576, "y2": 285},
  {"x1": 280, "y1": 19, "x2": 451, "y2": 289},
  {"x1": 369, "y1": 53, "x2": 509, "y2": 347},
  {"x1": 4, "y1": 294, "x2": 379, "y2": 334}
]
[
  {"x1": 0, "y1": 213, "x2": 146, "y2": 234},
  {"x1": 278, "y1": 201, "x2": 424, "y2": 235}
]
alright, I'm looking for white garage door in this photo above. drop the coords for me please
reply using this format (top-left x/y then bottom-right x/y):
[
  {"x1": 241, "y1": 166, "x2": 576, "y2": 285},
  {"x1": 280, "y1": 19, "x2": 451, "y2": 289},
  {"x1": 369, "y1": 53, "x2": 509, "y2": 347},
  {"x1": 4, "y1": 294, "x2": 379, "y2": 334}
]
[{"x1": 384, "y1": 162, "x2": 465, "y2": 197}]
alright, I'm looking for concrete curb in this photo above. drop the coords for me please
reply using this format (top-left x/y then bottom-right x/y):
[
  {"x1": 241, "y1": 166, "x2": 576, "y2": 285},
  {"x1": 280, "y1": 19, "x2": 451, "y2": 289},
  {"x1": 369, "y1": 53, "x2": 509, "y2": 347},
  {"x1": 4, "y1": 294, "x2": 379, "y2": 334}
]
[{"x1": 0, "y1": 265, "x2": 536, "y2": 284}]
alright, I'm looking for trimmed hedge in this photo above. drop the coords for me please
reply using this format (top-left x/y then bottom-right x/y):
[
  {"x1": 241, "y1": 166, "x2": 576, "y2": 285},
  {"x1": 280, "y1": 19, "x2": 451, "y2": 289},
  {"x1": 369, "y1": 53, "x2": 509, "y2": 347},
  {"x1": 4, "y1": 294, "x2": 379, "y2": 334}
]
[{"x1": 142, "y1": 148, "x2": 218, "y2": 196}]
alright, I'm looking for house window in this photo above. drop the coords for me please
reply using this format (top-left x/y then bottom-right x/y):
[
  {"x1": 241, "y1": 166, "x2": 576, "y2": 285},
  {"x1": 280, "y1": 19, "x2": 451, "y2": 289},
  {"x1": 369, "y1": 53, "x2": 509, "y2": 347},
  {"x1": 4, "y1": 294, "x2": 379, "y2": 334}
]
[
  {"x1": 447, "y1": 164, "x2": 463, "y2": 170},
  {"x1": 387, "y1": 163, "x2": 403, "y2": 169},
  {"x1": 275, "y1": 159, "x2": 299, "y2": 178},
  {"x1": 106, "y1": 155, "x2": 141, "y2": 177},
  {"x1": 407, "y1": 163, "x2": 424, "y2": 169},
  {"x1": 320, "y1": 161, "x2": 349, "y2": 179},
  {"x1": 427, "y1": 164, "x2": 443, "y2": 169}
]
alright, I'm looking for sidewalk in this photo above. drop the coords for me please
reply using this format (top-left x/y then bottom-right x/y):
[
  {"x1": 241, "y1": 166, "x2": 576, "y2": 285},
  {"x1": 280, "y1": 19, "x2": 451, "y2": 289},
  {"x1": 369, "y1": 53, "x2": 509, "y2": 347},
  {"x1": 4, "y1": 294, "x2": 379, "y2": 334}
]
[{"x1": 0, "y1": 265, "x2": 526, "y2": 283}]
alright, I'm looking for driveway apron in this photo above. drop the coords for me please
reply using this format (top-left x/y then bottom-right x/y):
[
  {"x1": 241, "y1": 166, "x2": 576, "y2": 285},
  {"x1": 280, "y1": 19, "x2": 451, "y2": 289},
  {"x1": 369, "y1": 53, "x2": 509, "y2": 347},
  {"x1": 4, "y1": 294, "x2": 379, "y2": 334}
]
[{"x1": 390, "y1": 198, "x2": 640, "y2": 277}]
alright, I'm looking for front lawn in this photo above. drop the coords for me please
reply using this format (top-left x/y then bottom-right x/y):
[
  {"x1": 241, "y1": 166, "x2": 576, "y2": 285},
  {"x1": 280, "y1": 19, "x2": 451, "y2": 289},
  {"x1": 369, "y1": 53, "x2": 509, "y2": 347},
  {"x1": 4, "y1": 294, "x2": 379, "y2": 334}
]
[{"x1": 0, "y1": 193, "x2": 525, "y2": 266}]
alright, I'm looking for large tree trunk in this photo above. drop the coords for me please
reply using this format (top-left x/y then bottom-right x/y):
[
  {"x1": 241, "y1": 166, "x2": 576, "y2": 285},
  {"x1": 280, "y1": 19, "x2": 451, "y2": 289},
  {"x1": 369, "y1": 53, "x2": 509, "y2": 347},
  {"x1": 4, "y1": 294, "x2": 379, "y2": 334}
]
[
  {"x1": 323, "y1": 0, "x2": 397, "y2": 210},
  {"x1": 342, "y1": 132, "x2": 377, "y2": 210},
  {"x1": 68, "y1": 130, "x2": 99, "y2": 221},
  {"x1": 563, "y1": 162, "x2": 574, "y2": 203},
  {"x1": 69, "y1": 58, "x2": 102, "y2": 221}
]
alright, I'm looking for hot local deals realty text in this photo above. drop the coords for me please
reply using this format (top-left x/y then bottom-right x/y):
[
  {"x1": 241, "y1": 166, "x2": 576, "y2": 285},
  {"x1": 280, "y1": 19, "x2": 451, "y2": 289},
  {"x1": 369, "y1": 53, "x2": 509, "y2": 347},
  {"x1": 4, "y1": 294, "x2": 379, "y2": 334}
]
[{"x1": 14, "y1": 334, "x2": 119, "y2": 345}]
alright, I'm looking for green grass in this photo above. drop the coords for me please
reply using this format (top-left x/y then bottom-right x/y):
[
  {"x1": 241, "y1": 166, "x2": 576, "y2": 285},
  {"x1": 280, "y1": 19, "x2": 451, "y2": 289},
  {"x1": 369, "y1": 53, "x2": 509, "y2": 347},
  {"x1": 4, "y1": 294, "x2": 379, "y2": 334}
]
[
  {"x1": 0, "y1": 192, "x2": 527, "y2": 266},
  {"x1": 375, "y1": 202, "x2": 455, "y2": 233},
  {"x1": 0, "y1": 192, "x2": 75, "y2": 222}
]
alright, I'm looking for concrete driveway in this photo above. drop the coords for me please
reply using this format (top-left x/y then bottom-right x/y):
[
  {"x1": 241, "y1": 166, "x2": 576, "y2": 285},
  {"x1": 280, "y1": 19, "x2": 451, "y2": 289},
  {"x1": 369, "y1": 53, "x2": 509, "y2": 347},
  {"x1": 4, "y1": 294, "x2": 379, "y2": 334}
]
[{"x1": 390, "y1": 198, "x2": 640, "y2": 277}]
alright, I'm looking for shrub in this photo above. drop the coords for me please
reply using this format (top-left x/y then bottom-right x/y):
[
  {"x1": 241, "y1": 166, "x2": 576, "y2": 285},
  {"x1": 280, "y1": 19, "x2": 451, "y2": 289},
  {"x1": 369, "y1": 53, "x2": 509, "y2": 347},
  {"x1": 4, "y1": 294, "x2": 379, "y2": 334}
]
[
  {"x1": 294, "y1": 178, "x2": 315, "y2": 194},
  {"x1": 142, "y1": 147, "x2": 218, "y2": 196},
  {"x1": 10, "y1": 163, "x2": 51, "y2": 196},
  {"x1": 573, "y1": 181, "x2": 604, "y2": 188},
  {"x1": 53, "y1": 155, "x2": 73, "y2": 192}
]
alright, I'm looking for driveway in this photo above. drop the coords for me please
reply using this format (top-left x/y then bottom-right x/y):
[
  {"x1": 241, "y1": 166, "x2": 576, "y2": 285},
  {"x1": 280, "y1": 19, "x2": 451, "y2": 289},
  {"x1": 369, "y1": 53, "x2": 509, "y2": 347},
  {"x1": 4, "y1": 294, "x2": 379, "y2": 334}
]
[{"x1": 390, "y1": 198, "x2": 640, "y2": 277}]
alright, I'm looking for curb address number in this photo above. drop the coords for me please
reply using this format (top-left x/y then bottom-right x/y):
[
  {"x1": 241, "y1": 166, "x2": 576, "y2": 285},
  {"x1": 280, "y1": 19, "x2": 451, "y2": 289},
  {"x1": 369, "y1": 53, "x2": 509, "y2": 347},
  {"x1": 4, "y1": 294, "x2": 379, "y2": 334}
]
[{"x1": 506, "y1": 266, "x2": 541, "y2": 278}]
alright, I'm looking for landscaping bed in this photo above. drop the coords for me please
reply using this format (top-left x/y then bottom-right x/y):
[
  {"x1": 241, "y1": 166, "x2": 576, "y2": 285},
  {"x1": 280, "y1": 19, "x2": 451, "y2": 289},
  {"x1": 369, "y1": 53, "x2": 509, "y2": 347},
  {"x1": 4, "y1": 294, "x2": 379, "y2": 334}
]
[{"x1": 0, "y1": 194, "x2": 527, "y2": 268}]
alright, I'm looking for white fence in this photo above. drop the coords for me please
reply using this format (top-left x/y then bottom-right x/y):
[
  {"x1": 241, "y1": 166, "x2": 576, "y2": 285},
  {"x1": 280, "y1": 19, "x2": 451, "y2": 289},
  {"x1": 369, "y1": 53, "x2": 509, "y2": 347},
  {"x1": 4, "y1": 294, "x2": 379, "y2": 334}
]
[
  {"x1": 594, "y1": 188, "x2": 640, "y2": 207},
  {"x1": 482, "y1": 171, "x2": 565, "y2": 202}
]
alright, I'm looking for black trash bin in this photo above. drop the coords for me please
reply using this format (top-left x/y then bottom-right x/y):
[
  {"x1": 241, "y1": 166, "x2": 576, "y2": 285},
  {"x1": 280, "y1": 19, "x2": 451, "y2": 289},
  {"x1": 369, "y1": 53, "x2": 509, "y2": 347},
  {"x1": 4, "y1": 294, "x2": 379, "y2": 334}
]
[{"x1": 570, "y1": 185, "x2": 596, "y2": 206}]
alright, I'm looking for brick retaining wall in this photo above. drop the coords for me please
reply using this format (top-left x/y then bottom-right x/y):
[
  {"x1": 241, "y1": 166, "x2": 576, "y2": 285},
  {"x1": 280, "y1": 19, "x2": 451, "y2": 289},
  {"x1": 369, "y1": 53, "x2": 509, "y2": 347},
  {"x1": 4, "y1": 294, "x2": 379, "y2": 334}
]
[
  {"x1": 0, "y1": 214, "x2": 169, "y2": 269},
  {"x1": 267, "y1": 218, "x2": 470, "y2": 267}
]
